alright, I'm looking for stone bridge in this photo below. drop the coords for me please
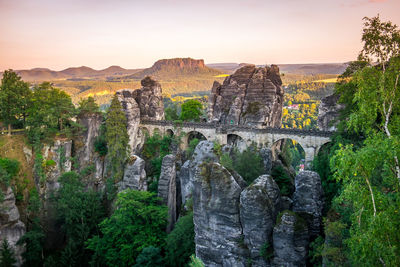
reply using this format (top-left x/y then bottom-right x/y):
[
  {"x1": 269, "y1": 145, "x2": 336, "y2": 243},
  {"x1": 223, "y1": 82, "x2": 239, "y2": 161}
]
[{"x1": 140, "y1": 120, "x2": 333, "y2": 165}]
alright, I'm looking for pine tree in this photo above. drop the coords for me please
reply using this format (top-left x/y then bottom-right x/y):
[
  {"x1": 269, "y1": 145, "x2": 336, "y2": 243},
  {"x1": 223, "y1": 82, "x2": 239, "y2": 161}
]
[
  {"x1": 105, "y1": 95, "x2": 129, "y2": 181},
  {"x1": 0, "y1": 239, "x2": 17, "y2": 267}
]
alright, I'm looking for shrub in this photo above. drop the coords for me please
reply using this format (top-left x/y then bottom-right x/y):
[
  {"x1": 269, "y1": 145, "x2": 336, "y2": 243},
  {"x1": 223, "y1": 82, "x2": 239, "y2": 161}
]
[{"x1": 165, "y1": 212, "x2": 195, "y2": 267}]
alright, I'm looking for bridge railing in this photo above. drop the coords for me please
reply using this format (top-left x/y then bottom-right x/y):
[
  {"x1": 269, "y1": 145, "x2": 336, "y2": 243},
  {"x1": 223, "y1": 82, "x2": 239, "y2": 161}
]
[{"x1": 140, "y1": 120, "x2": 334, "y2": 137}]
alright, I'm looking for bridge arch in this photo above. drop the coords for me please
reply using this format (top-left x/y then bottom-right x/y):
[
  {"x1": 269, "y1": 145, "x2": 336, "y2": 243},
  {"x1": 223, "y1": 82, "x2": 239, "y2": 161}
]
[
  {"x1": 227, "y1": 133, "x2": 247, "y2": 152},
  {"x1": 271, "y1": 138, "x2": 306, "y2": 171},
  {"x1": 166, "y1": 128, "x2": 174, "y2": 137},
  {"x1": 181, "y1": 130, "x2": 207, "y2": 150}
]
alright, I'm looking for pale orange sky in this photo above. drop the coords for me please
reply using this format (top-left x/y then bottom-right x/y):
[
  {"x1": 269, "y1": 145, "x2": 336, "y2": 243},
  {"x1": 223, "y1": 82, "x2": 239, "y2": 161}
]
[{"x1": 0, "y1": 0, "x2": 399, "y2": 71}]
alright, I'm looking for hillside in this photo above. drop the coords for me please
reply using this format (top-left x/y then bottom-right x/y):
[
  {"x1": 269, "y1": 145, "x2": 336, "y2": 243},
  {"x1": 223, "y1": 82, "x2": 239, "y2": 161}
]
[
  {"x1": 1, "y1": 66, "x2": 142, "y2": 81},
  {"x1": 207, "y1": 62, "x2": 348, "y2": 75}
]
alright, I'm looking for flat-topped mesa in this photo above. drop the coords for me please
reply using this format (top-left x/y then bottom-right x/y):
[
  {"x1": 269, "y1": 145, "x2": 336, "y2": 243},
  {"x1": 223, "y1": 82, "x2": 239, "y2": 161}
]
[
  {"x1": 116, "y1": 76, "x2": 164, "y2": 153},
  {"x1": 208, "y1": 64, "x2": 284, "y2": 128}
]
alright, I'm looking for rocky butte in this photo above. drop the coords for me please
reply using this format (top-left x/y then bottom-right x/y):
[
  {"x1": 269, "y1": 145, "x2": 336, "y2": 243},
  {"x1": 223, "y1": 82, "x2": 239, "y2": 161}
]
[{"x1": 208, "y1": 64, "x2": 284, "y2": 128}]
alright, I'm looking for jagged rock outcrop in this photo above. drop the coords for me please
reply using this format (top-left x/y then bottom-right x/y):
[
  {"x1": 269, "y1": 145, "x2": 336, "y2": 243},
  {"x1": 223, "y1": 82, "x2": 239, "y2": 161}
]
[
  {"x1": 193, "y1": 162, "x2": 248, "y2": 266},
  {"x1": 75, "y1": 113, "x2": 105, "y2": 187},
  {"x1": 317, "y1": 94, "x2": 344, "y2": 131},
  {"x1": 118, "y1": 155, "x2": 147, "y2": 191},
  {"x1": 292, "y1": 171, "x2": 324, "y2": 238},
  {"x1": 0, "y1": 187, "x2": 26, "y2": 266},
  {"x1": 240, "y1": 175, "x2": 281, "y2": 266},
  {"x1": 39, "y1": 140, "x2": 72, "y2": 250},
  {"x1": 208, "y1": 64, "x2": 284, "y2": 128},
  {"x1": 272, "y1": 211, "x2": 309, "y2": 267},
  {"x1": 178, "y1": 141, "x2": 218, "y2": 205},
  {"x1": 41, "y1": 140, "x2": 72, "y2": 194},
  {"x1": 158, "y1": 154, "x2": 177, "y2": 232},
  {"x1": 116, "y1": 76, "x2": 164, "y2": 154},
  {"x1": 260, "y1": 148, "x2": 273, "y2": 174}
]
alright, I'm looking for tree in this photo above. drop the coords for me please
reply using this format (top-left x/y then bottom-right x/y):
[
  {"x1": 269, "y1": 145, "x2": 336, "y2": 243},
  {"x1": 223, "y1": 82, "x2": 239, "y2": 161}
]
[
  {"x1": 133, "y1": 246, "x2": 164, "y2": 267},
  {"x1": 165, "y1": 212, "x2": 195, "y2": 267},
  {"x1": 78, "y1": 97, "x2": 100, "y2": 115},
  {"x1": 0, "y1": 70, "x2": 31, "y2": 135},
  {"x1": 105, "y1": 95, "x2": 129, "y2": 181},
  {"x1": 0, "y1": 239, "x2": 17, "y2": 267},
  {"x1": 54, "y1": 171, "x2": 105, "y2": 266},
  {"x1": 180, "y1": 100, "x2": 203, "y2": 122},
  {"x1": 87, "y1": 190, "x2": 167, "y2": 267},
  {"x1": 26, "y1": 82, "x2": 76, "y2": 142},
  {"x1": 325, "y1": 16, "x2": 400, "y2": 266},
  {"x1": 165, "y1": 103, "x2": 179, "y2": 121},
  {"x1": 232, "y1": 146, "x2": 264, "y2": 184}
]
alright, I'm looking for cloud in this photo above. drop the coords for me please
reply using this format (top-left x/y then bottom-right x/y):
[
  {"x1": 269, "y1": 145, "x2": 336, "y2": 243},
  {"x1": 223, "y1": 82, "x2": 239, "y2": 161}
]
[{"x1": 368, "y1": 0, "x2": 387, "y2": 3}]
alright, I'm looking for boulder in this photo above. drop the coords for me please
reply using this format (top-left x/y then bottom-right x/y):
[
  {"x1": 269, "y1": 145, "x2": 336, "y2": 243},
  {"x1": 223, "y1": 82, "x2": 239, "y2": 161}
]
[
  {"x1": 158, "y1": 154, "x2": 177, "y2": 232},
  {"x1": 272, "y1": 211, "x2": 309, "y2": 267},
  {"x1": 118, "y1": 155, "x2": 147, "y2": 191},
  {"x1": 0, "y1": 187, "x2": 26, "y2": 266},
  {"x1": 292, "y1": 171, "x2": 324, "y2": 238},
  {"x1": 317, "y1": 94, "x2": 344, "y2": 131},
  {"x1": 208, "y1": 64, "x2": 284, "y2": 128},
  {"x1": 240, "y1": 175, "x2": 281, "y2": 266},
  {"x1": 193, "y1": 162, "x2": 248, "y2": 266}
]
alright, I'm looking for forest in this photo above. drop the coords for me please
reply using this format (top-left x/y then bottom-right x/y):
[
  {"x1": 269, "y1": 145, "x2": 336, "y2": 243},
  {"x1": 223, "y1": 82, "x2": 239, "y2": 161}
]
[{"x1": 0, "y1": 15, "x2": 399, "y2": 267}]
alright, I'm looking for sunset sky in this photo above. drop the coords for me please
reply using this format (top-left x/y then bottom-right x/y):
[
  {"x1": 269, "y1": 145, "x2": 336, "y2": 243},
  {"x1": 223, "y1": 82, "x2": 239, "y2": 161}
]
[{"x1": 0, "y1": 0, "x2": 399, "y2": 71}]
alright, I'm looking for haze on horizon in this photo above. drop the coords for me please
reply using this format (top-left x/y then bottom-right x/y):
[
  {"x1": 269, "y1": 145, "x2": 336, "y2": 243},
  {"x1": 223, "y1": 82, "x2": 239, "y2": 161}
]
[{"x1": 0, "y1": 0, "x2": 399, "y2": 72}]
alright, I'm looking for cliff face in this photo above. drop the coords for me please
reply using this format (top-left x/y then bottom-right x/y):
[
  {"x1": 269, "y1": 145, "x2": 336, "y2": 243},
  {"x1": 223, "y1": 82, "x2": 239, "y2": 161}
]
[
  {"x1": 0, "y1": 187, "x2": 26, "y2": 266},
  {"x1": 116, "y1": 76, "x2": 164, "y2": 154},
  {"x1": 208, "y1": 64, "x2": 284, "y2": 128},
  {"x1": 127, "y1": 58, "x2": 221, "y2": 79},
  {"x1": 317, "y1": 94, "x2": 344, "y2": 131}
]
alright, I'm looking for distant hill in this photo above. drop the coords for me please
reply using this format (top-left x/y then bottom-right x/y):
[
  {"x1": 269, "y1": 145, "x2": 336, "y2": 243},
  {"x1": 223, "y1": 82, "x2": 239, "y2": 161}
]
[
  {"x1": 121, "y1": 58, "x2": 222, "y2": 80},
  {"x1": 3, "y1": 66, "x2": 141, "y2": 81},
  {"x1": 207, "y1": 62, "x2": 348, "y2": 75}
]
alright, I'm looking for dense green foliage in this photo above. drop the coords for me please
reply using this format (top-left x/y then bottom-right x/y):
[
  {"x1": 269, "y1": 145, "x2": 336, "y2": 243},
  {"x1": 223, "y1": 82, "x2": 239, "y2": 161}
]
[
  {"x1": 311, "y1": 15, "x2": 400, "y2": 266},
  {"x1": 0, "y1": 157, "x2": 20, "y2": 201},
  {"x1": 77, "y1": 96, "x2": 100, "y2": 115},
  {"x1": 133, "y1": 246, "x2": 164, "y2": 267},
  {"x1": 180, "y1": 99, "x2": 203, "y2": 122},
  {"x1": 87, "y1": 190, "x2": 167, "y2": 267},
  {"x1": 142, "y1": 133, "x2": 176, "y2": 191},
  {"x1": 0, "y1": 70, "x2": 31, "y2": 134},
  {"x1": 105, "y1": 95, "x2": 129, "y2": 181},
  {"x1": 165, "y1": 212, "x2": 195, "y2": 267},
  {"x1": 54, "y1": 171, "x2": 105, "y2": 266},
  {"x1": 0, "y1": 239, "x2": 17, "y2": 267}
]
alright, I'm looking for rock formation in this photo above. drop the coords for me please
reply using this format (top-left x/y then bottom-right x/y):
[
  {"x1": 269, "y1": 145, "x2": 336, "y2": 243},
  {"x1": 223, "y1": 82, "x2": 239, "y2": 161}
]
[
  {"x1": 272, "y1": 211, "x2": 309, "y2": 267},
  {"x1": 127, "y1": 58, "x2": 221, "y2": 79},
  {"x1": 208, "y1": 64, "x2": 284, "y2": 128},
  {"x1": 41, "y1": 140, "x2": 73, "y2": 194},
  {"x1": 292, "y1": 171, "x2": 324, "y2": 238},
  {"x1": 193, "y1": 162, "x2": 248, "y2": 266},
  {"x1": 317, "y1": 94, "x2": 344, "y2": 131},
  {"x1": 240, "y1": 175, "x2": 281, "y2": 266},
  {"x1": 158, "y1": 154, "x2": 177, "y2": 232},
  {"x1": 259, "y1": 148, "x2": 273, "y2": 174},
  {"x1": 116, "y1": 76, "x2": 164, "y2": 154},
  {"x1": 75, "y1": 113, "x2": 105, "y2": 187},
  {"x1": 178, "y1": 141, "x2": 218, "y2": 206},
  {"x1": 118, "y1": 155, "x2": 147, "y2": 191},
  {"x1": 0, "y1": 187, "x2": 26, "y2": 266}
]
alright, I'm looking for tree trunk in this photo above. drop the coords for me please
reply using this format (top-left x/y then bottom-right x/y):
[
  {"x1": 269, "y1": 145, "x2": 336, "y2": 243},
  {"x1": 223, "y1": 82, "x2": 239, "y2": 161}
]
[{"x1": 7, "y1": 124, "x2": 11, "y2": 136}]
